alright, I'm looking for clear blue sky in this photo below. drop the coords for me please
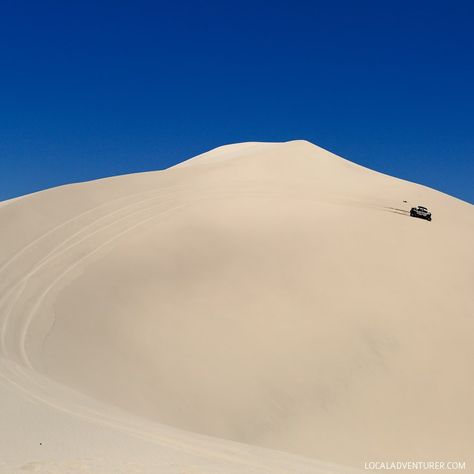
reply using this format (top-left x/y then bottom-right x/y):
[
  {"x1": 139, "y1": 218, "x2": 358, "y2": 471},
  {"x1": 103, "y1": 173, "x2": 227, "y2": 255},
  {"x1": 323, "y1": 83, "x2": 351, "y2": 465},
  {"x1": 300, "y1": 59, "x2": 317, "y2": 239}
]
[{"x1": 1, "y1": 1, "x2": 473, "y2": 203}]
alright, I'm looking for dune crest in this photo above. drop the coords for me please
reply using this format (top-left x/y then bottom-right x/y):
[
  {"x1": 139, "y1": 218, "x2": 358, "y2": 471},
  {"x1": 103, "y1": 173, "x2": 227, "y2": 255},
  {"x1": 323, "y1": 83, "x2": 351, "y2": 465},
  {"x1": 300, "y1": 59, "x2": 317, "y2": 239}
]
[{"x1": 0, "y1": 141, "x2": 472, "y2": 473}]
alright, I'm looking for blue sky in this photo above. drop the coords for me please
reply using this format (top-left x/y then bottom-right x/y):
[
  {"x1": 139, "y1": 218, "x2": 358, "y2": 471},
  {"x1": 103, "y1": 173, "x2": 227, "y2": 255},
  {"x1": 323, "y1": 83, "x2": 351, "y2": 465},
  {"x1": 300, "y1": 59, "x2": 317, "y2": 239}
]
[{"x1": 1, "y1": 0, "x2": 473, "y2": 203}]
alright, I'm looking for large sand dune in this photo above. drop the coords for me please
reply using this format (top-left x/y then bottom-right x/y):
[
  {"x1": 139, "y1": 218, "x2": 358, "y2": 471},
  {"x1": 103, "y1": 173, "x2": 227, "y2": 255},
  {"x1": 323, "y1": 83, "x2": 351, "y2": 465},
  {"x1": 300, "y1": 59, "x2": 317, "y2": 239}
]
[{"x1": 0, "y1": 140, "x2": 472, "y2": 473}]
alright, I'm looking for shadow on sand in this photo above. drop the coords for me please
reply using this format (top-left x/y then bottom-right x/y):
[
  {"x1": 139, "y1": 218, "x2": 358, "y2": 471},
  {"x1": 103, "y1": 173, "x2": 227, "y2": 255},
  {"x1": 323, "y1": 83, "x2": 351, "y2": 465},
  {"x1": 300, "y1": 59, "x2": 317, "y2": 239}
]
[{"x1": 385, "y1": 206, "x2": 411, "y2": 217}]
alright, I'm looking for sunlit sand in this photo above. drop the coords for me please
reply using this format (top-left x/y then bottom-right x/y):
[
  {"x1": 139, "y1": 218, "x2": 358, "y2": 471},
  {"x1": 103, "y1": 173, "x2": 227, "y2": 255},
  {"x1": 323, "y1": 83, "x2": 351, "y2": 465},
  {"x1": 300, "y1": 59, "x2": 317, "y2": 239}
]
[{"x1": 0, "y1": 141, "x2": 472, "y2": 473}]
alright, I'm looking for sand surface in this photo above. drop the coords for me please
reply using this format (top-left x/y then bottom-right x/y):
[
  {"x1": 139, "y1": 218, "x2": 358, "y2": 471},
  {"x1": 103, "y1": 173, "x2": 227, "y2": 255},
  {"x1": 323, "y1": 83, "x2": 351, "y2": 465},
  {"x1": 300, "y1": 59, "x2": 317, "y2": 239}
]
[{"x1": 0, "y1": 140, "x2": 472, "y2": 473}]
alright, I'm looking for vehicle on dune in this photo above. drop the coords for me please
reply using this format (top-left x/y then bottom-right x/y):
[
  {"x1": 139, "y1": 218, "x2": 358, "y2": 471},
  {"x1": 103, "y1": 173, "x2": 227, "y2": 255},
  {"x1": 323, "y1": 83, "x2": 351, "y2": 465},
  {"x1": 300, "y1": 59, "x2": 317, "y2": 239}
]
[{"x1": 410, "y1": 205, "x2": 432, "y2": 221}]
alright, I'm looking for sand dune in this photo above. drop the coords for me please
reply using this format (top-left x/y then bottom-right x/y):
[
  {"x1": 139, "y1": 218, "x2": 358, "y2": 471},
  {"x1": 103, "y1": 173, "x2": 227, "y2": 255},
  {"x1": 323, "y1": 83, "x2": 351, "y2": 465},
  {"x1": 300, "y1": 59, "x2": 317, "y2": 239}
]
[{"x1": 0, "y1": 140, "x2": 472, "y2": 473}]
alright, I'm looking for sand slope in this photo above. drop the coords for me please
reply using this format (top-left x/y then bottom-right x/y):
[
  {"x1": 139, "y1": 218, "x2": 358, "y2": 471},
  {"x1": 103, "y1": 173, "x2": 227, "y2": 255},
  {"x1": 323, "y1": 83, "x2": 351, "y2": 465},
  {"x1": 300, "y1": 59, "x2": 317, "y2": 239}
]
[{"x1": 0, "y1": 140, "x2": 472, "y2": 473}]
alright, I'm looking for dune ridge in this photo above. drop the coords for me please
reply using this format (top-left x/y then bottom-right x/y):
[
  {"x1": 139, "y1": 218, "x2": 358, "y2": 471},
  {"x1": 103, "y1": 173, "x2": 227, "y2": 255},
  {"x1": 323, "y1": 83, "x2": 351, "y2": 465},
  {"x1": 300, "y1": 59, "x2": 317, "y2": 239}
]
[{"x1": 0, "y1": 140, "x2": 472, "y2": 473}]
